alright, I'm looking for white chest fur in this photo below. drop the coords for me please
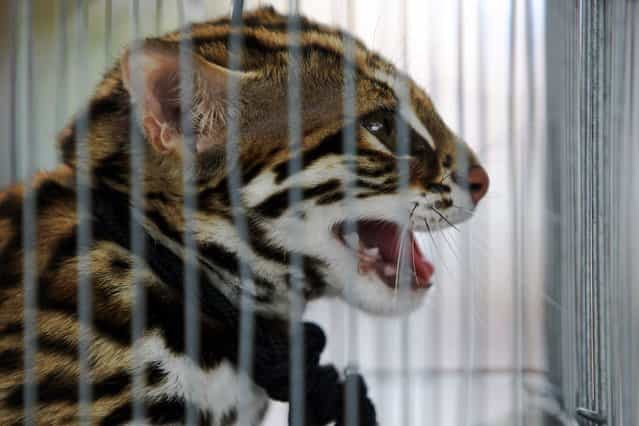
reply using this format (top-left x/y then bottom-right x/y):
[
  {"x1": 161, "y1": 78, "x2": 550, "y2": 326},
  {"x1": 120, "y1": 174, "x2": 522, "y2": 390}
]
[{"x1": 135, "y1": 335, "x2": 269, "y2": 425}]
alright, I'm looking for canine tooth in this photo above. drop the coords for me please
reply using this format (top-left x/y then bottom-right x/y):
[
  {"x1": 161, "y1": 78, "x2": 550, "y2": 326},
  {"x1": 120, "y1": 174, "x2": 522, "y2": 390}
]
[
  {"x1": 344, "y1": 233, "x2": 360, "y2": 249},
  {"x1": 384, "y1": 265, "x2": 397, "y2": 276},
  {"x1": 364, "y1": 247, "x2": 380, "y2": 257}
]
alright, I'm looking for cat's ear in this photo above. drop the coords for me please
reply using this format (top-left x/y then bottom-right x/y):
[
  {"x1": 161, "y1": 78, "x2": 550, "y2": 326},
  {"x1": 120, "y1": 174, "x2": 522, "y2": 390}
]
[{"x1": 121, "y1": 40, "x2": 240, "y2": 154}]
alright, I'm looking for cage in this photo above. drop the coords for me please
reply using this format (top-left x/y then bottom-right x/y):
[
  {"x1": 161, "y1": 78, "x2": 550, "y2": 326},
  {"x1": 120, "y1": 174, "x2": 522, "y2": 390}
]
[{"x1": 0, "y1": 0, "x2": 637, "y2": 425}]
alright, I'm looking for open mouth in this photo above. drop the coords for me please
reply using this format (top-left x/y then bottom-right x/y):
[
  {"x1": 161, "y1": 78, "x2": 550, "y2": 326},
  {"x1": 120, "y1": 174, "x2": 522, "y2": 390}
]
[{"x1": 332, "y1": 220, "x2": 434, "y2": 290}]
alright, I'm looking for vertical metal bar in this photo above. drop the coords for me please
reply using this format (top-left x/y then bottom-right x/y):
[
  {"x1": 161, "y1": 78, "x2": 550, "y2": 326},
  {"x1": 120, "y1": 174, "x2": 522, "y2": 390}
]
[
  {"x1": 75, "y1": 0, "x2": 92, "y2": 423},
  {"x1": 524, "y1": 0, "x2": 536, "y2": 170},
  {"x1": 544, "y1": 0, "x2": 563, "y2": 405},
  {"x1": 475, "y1": 0, "x2": 488, "y2": 421},
  {"x1": 287, "y1": 2, "x2": 305, "y2": 425},
  {"x1": 342, "y1": 1, "x2": 360, "y2": 425},
  {"x1": 506, "y1": 0, "x2": 524, "y2": 423},
  {"x1": 425, "y1": 1, "x2": 442, "y2": 423},
  {"x1": 618, "y1": 4, "x2": 634, "y2": 422},
  {"x1": 576, "y1": 3, "x2": 607, "y2": 422},
  {"x1": 156, "y1": 0, "x2": 164, "y2": 34},
  {"x1": 21, "y1": 0, "x2": 37, "y2": 424},
  {"x1": 606, "y1": 1, "x2": 627, "y2": 424},
  {"x1": 631, "y1": 7, "x2": 639, "y2": 423},
  {"x1": 225, "y1": 3, "x2": 258, "y2": 426},
  {"x1": 397, "y1": 2, "x2": 412, "y2": 425},
  {"x1": 105, "y1": 0, "x2": 112, "y2": 61},
  {"x1": 177, "y1": 1, "x2": 200, "y2": 423},
  {"x1": 629, "y1": 6, "x2": 639, "y2": 424},
  {"x1": 455, "y1": 1, "x2": 474, "y2": 425},
  {"x1": 521, "y1": 0, "x2": 535, "y2": 419},
  {"x1": 565, "y1": 0, "x2": 579, "y2": 414},
  {"x1": 55, "y1": 1, "x2": 68, "y2": 140},
  {"x1": 328, "y1": 0, "x2": 345, "y2": 371},
  {"x1": 129, "y1": 1, "x2": 147, "y2": 423},
  {"x1": 8, "y1": 0, "x2": 18, "y2": 184}
]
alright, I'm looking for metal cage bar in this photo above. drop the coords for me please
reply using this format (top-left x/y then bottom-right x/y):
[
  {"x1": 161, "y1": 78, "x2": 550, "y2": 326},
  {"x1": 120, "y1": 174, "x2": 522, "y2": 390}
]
[
  {"x1": 286, "y1": 1, "x2": 306, "y2": 425},
  {"x1": 20, "y1": 1, "x2": 37, "y2": 424},
  {"x1": 225, "y1": 2, "x2": 260, "y2": 426},
  {"x1": 341, "y1": 1, "x2": 362, "y2": 424}
]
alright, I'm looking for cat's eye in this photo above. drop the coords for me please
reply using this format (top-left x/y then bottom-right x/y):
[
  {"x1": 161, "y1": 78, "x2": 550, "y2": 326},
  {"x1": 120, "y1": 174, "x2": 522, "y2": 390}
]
[
  {"x1": 366, "y1": 121, "x2": 385, "y2": 133},
  {"x1": 361, "y1": 110, "x2": 395, "y2": 148}
]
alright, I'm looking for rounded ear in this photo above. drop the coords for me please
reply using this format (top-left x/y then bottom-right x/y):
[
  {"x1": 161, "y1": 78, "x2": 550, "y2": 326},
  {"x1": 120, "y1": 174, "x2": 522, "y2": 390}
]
[{"x1": 120, "y1": 40, "x2": 242, "y2": 154}]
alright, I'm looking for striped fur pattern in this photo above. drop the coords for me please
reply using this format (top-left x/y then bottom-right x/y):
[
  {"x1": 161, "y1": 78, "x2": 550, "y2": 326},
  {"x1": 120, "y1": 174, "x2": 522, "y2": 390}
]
[{"x1": 0, "y1": 7, "x2": 485, "y2": 425}]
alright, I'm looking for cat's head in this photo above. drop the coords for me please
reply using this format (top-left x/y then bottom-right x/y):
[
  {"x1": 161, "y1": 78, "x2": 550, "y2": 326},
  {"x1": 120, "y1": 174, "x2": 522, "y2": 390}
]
[{"x1": 61, "y1": 7, "x2": 488, "y2": 316}]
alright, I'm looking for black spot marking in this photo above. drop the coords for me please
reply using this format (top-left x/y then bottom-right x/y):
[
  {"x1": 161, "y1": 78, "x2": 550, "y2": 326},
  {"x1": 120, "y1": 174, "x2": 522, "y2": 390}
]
[
  {"x1": 355, "y1": 179, "x2": 396, "y2": 193},
  {"x1": 146, "y1": 361, "x2": 167, "y2": 387},
  {"x1": 0, "y1": 349, "x2": 22, "y2": 371},
  {"x1": 6, "y1": 370, "x2": 130, "y2": 406},
  {"x1": 2, "y1": 322, "x2": 23, "y2": 334}
]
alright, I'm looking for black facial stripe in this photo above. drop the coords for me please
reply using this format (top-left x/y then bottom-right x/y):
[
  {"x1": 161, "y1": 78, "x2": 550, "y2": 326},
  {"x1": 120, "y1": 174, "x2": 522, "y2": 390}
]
[
  {"x1": 253, "y1": 179, "x2": 341, "y2": 219},
  {"x1": 272, "y1": 131, "x2": 344, "y2": 184},
  {"x1": 395, "y1": 115, "x2": 440, "y2": 179},
  {"x1": 356, "y1": 164, "x2": 396, "y2": 178},
  {"x1": 243, "y1": 218, "x2": 330, "y2": 293},
  {"x1": 245, "y1": 218, "x2": 289, "y2": 264},
  {"x1": 316, "y1": 191, "x2": 345, "y2": 205},
  {"x1": 355, "y1": 179, "x2": 397, "y2": 193}
]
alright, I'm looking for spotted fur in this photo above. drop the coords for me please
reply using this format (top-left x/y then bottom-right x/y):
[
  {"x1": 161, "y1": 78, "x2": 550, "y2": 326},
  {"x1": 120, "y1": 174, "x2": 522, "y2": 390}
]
[{"x1": 0, "y1": 7, "x2": 485, "y2": 425}]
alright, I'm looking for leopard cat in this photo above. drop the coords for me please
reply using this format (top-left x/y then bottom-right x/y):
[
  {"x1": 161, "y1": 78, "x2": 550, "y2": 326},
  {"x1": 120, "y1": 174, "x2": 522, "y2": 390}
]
[{"x1": 0, "y1": 6, "x2": 489, "y2": 426}]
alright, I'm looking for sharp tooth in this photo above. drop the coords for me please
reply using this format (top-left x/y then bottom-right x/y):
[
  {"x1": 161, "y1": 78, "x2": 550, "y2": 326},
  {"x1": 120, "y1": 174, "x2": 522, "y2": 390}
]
[
  {"x1": 364, "y1": 247, "x2": 380, "y2": 257},
  {"x1": 384, "y1": 265, "x2": 397, "y2": 276},
  {"x1": 344, "y1": 233, "x2": 359, "y2": 249}
]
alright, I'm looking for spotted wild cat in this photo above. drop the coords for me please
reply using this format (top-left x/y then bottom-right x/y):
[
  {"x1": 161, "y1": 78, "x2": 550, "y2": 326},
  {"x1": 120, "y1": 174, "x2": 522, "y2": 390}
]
[{"x1": 0, "y1": 6, "x2": 488, "y2": 425}]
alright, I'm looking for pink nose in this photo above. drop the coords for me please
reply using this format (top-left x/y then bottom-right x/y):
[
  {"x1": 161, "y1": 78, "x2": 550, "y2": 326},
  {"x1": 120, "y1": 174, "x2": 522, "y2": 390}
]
[{"x1": 468, "y1": 166, "x2": 489, "y2": 204}]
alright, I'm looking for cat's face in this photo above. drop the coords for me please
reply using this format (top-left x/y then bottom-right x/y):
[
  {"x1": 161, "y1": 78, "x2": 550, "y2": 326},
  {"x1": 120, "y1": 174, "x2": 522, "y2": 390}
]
[{"x1": 117, "y1": 7, "x2": 489, "y2": 316}]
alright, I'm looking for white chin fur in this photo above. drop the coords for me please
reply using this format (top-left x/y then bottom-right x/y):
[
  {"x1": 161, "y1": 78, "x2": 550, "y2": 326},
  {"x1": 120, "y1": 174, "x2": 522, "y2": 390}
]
[{"x1": 337, "y1": 271, "x2": 428, "y2": 316}]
